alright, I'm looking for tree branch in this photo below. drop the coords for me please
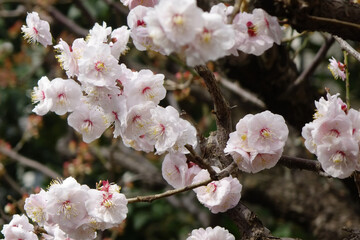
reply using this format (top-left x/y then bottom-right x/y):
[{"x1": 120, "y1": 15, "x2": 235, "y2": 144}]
[
  {"x1": 194, "y1": 65, "x2": 232, "y2": 149},
  {"x1": 0, "y1": 146, "x2": 61, "y2": 179},
  {"x1": 284, "y1": 36, "x2": 334, "y2": 96},
  {"x1": 333, "y1": 35, "x2": 360, "y2": 62},
  {"x1": 47, "y1": 5, "x2": 88, "y2": 37},
  {"x1": 254, "y1": 0, "x2": 360, "y2": 41}
]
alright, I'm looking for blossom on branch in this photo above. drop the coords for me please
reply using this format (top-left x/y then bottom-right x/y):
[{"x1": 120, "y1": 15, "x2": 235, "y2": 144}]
[
  {"x1": 192, "y1": 168, "x2": 242, "y2": 214},
  {"x1": 225, "y1": 111, "x2": 288, "y2": 173},
  {"x1": 21, "y1": 12, "x2": 53, "y2": 47},
  {"x1": 328, "y1": 56, "x2": 346, "y2": 81},
  {"x1": 302, "y1": 93, "x2": 360, "y2": 178}
]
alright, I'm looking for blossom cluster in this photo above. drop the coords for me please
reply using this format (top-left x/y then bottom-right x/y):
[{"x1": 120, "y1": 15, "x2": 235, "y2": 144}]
[
  {"x1": 186, "y1": 226, "x2": 235, "y2": 240},
  {"x1": 302, "y1": 93, "x2": 360, "y2": 178},
  {"x1": 21, "y1": 177, "x2": 127, "y2": 240},
  {"x1": 126, "y1": 0, "x2": 282, "y2": 66},
  {"x1": 25, "y1": 14, "x2": 197, "y2": 154},
  {"x1": 224, "y1": 111, "x2": 289, "y2": 173}
]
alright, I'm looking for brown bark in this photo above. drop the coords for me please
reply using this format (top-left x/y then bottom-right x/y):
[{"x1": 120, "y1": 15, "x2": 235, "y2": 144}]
[
  {"x1": 254, "y1": 0, "x2": 360, "y2": 41},
  {"x1": 242, "y1": 167, "x2": 360, "y2": 240}
]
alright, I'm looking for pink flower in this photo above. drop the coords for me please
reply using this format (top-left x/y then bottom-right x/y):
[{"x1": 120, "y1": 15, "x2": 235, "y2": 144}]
[
  {"x1": 328, "y1": 57, "x2": 346, "y2": 81},
  {"x1": 21, "y1": 12, "x2": 52, "y2": 47}
]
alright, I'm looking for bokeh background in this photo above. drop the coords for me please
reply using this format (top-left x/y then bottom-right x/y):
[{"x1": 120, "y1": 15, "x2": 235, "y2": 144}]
[{"x1": 1, "y1": 0, "x2": 360, "y2": 239}]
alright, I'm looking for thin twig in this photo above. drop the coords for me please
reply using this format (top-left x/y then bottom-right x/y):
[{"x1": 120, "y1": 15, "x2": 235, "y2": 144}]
[
  {"x1": 127, "y1": 178, "x2": 212, "y2": 203},
  {"x1": 284, "y1": 36, "x2": 334, "y2": 96},
  {"x1": 73, "y1": 0, "x2": 96, "y2": 25},
  {"x1": 229, "y1": 0, "x2": 242, "y2": 23},
  {"x1": 127, "y1": 162, "x2": 237, "y2": 203},
  {"x1": 47, "y1": 5, "x2": 88, "y2": 37},
  {"x1": 102, "y1": 0, "x2": 129, "y2": 15},
  {"x1": 308, "y1": 15, "x2": 360, "y2": 31},
  {"x1": 1, "y1": 172, "x2": 27, "y2": 195},
  {"x1": 334, "y1": 35, "x2": 360, "y2": 62},
  {"x1": 219, "y1": 77, "x2": 266, "y2": 109},
  {"x1": 0, "y1": 146, "x2": 61, "y2": 179}
]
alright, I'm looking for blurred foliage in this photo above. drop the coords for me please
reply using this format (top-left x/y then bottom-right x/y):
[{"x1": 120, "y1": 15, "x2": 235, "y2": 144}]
[{"x1": 1, "y1": 0, "x2": 359, "y2": 239}]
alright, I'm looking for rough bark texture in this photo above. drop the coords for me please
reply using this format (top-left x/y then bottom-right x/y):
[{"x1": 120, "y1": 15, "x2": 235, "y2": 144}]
[
  {"x1": 254, "y1": 0, "x2": 360, "y2": 41},
  {"x1": 242, "y1": 167, "x2": 360, "y2": 240}
]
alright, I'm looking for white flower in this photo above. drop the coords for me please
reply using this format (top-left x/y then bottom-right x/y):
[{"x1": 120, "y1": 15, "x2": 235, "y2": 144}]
[
  {"x1": 85, "y1": 189, "x2": 128, "y2": 226},
  {"x1": 78, "y1": 43, "x2": 122, "y2": 88},
  {"x1": 31, "y1": 76, "x2": 53, "y2": 116},
  {"x1": 46, "y1": 78, "x2": 82, "y2": 115},
  {"x1": 185, "y1": 12, "x2": 235, "y2": 66},
  {"x1": 317, "y1": 138, "x2": 359, "y2": 178},
  {"x1": 127, "y1": 6, "x2": 162, "y2": 52},
  {"x1": 21, "y1": 12, "x2": 52, "y2": 47},
  {"x1": 123, "y1": 101, "x2": 156, "y2": 144},
  {"x1": 209, "y1": 3, "x2": 234, "y2": 24},
  {"x1": 87, "y1": 22, "x2": 112, "y2": 46},
  {"x1": 54, "y1": 38, "x2": 86, "y2": 78},
  {"x1": 147, "y1": 106, "x2": 180, "y2": 154},
  {"x1": 1, "y1": 214, "x2": 38, "y2": 240},
  {"x1": 328, "y1": 57, "x2": 346, "y2": 81},
  {"x1": 247, "y1": 110, "x2": 288, "y2": 153},
  {"x1": 110, "y1": 26, "x2": 130, "y2": 59},
  {"x1": 162, "y1": 152, "x2": 200, "y2": 188},
  {"x1": 187, "y1": 226, "x2": 235, "y2": 240},
  {"x1": 67, "y1": 104, "x2": 109, "y2": 143},
  {"x1": 126, "y1": 69, "x2": 166, "y2": 108},
  {"x1": 233, "y1": 9, "x2": 281, "y2": 56},
  {"x1": 193, "y1": 168, "x2": 242, "y2": 214},
  {"x1": 24, "y1": 189, "x2": 48, "y2": 227},
  {"x1": 171, "y1": 118, "x2": 198, "y2": 154}
]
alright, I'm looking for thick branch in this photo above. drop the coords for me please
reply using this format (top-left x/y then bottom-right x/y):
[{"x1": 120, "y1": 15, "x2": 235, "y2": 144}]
[
  {"x1": 194, "y1": 65, "x2": 232, "y2": 149},
  {"x1": 254, "y1": 0, "x2": 360, "y2": 41},
  {"x1": 278, "y1": 155, "x2": 325, "y2": 174}
]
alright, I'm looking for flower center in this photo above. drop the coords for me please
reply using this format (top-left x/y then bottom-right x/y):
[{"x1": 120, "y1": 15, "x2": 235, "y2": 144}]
[
  {"x1": 95, "y1": 61, "x2": 106, "y2": 72},
  {"x1": 246, "y1": 21, "x2": 257, "y2": 37},
  {"x1": 332, "y1": 151, "x2": 345, "y2": 164},
  {"x1": 33, "y1": 27, "x2": 39, "y2": 34},
  {"x1": 173, "y1": 14, "x2": 184, "y2": 26},
  {"x1": 201, "y1": 28, "x2": 212, "y2": 43},
  {"x1": 260, "y1": 128, "x2": 271, "y2": 139},
  {"x1": 82, "y1": 119, "x2": 93, "y2": 133}
]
